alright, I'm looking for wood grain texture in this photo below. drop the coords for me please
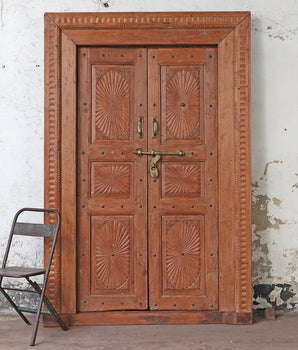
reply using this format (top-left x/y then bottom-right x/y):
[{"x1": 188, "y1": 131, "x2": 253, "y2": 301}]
[{"x1": 60, "y1": 32, "x2": 77, "y2": 314}]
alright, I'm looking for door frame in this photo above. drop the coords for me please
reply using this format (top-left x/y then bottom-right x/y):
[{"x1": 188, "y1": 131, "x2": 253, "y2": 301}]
[{"x1": 44, "y1": 11, "x2": 251, "y2": 324}]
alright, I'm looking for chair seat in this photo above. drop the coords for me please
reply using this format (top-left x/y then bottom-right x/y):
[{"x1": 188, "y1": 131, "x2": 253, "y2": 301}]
[{"x1": 0, "y1": 266, "x2": 45, "y2": 278}]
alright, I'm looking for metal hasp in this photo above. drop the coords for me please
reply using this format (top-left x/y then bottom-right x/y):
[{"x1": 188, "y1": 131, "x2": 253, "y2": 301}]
[{"x1": 133, "y1": 148, "x2": 185, "y2": 178}]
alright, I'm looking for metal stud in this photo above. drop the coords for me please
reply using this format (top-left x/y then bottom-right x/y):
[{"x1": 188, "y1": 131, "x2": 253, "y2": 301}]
[
  {"x1": 84, "y1": 300, "x2": 87, "y2": 303},
  {"x1": 210, "y1": 253, "x2": 214, "y2": 256},
  {"x1": 173, "y1": 303, "x2": 176, "y2": 307},
  {"x1": 83, "y1": 53, "x2": 86, "y2": 57},
  {"x1": 210, "y1": 304, "x2": 213, "y2": 307},
  {"x1": 102, "y1": 54, "x2": 105, "y2": 57},
  {"x1": 121, "y1": 152, "x2": 124, "y2": 155},
  {"x1": 209, "y1": 55, "x2": 212, "y2": 58},
  {"x1": 210, "y1": 104, "x2": 213, "y2": 108},
  {"x1": 120, "y1": 54, "x2": 123, "y2": 57},
  {"x1": 139, "y1": 178, "x2": 143, "y2": 182},
  {"x1": 172, "y1": 205, "x2": 175, "y2": 208},
  {"x1": 172, "y1": 55, "x2": 175, "y2": 58},
  {"x1": 82, "y1": 253, "x2": 85, "y2": 257},
  {"x1": 153, "y1": 253, "x2": 157, "y2": 257},
  {"x1": 139, "y1": 54, "x2": 142, "y2": 58},
  {"x1": 121, "y1": 205, "x2": 124, "y2": 208},
  {"x1": 153, "y1": 179, "x2": 157, "y2": 182},
  {"x1": 139, "y1": 103, "x2": 142, "y2": 106},
  {"x1": 191, "y1": 152, "x2": 194, "y2": 155},
  {"x1": 153, "y1": 103, "x2": 156, "y2": 106},
  {"x1": 210, "y1": 152, "x2": 213, "y2": 155},
  {"x1": 121, "y1": 302, "x2": 124, "y2": 305},
  {"x1": 153, "y1": 205, "x2": 156, "y2": 208},
  {"x1": 191, "y1": 205, "x2": 195, "y2": 208},
  {"x1": 210, "y1": 178, "x2": 213, "y2": 182},
  {"x1": 192, "y1": 303, "x2": 195, "y2": 306},
  {"x1": 101, "y1": 302, "x2": 104, "y2": 305},
  {"x1": 82, "y1": 178, "x2": 86, "y2": 182},
  {"x1": 190, "y1": 55, "x2": 193, "y2": 58},
  {"x1": 153, "y1": 55, "x2": 155, "y2": 59},
  {"x1": 83, "y1": 102, "x2": 87, "y2": 106},
  {"x1": 102, "y1": 205, "x2": 105, "y2": 208},
  {"x1": 101, "y1": 152, "x2": 105, "y2": 155},
  {"x1": 209, "y1": 204, "x2": 213, "y2": 207},
  {"x1": 139, "y1": 253, "x2": 143, "y2": 257},
  {"x1": 139, "y1": 301, "x2": 143, "y2": 305},
  {"x1": 82, "y1": 152, "x2": 85, "y2": 155},
  {"x1": 139, "y1": 205, "x2": 143, "y2": 208},
  {"x1": 82, "y1": 205, "x2": 85, "y2": 208},
  {"x1": 154, "y1": 303, "x2": 157, "y2": 306}
]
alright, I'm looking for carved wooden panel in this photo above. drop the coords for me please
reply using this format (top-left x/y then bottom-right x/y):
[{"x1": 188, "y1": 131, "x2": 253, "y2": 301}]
[
  {"x1": 164, "y1": 218, "x2": 202, "y2": 290},
  {"x1": 161, "y1": 162, "x2": 204, "y2": 198},
  {"x1": 92, "y1": 66, "x2": 133, "y2": 142},
  {"x1": 161, "y1": 66, "x2": 203, "y2": 144},
  {"x1": 91, "y1": 163, "x2": 131, "y2": 198},
  {"x1": 91, "y1": 216, "x2": 132, "y2": 293}
]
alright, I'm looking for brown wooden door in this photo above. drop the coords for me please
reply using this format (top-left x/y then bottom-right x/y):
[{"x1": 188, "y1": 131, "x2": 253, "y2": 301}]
[
  {"x1": 77, "y1": 48, "x2": 148, "y2": 311},
  {"x1": 77, "y1": 47, "x2": 218, "y2": 312},
  {"x1": 148, "y1": 48, "x2": 218, "y2": 311}
]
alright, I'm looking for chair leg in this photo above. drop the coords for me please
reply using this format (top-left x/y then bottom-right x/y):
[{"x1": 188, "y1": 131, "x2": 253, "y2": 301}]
[
  {"x1": 0, "y1": 287, "x2": 31, "y2": 325},
  {"x1": 28, "y1": 279, "x2": 68, "y2": 331}
]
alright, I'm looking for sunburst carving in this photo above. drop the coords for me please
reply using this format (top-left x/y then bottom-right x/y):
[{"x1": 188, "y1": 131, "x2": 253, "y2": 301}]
[
  {"x1": 92, "y1": 164, "x2": 130, "y2": 196},
  {"x1": 163, "y1": 164, "x2": 201, "y2": 195},
  {"x1": 166, "y1": 70, "x2": 200, "y2": 140},
  {"x1": 166, "y1": 220, "x2": 201, "y2": 289},
  {"x1": 95, "y1": 70, "x2": 130, "y2": 140},
  {"x1": 94, "y1": 220, "x2": 130, "y2": 290}
]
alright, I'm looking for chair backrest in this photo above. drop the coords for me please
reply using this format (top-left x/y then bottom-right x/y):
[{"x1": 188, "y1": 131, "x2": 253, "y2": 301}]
[{"x1": 1, "y1": 208, "x2": 60, "y2": 270}]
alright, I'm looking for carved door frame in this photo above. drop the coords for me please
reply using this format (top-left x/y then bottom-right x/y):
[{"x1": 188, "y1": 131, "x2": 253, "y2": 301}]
[{"x1": 44, "y1": 11, "x2": 252, "y2": 325}]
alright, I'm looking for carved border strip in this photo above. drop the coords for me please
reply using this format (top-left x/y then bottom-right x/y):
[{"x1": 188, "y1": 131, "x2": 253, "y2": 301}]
[
  {"x1": 47, "y1": 12, "x2": 247, "y2": 29},
  {"x1": 234, "y1": 15, "x2": 251, "y2": 313},
  {"x1": 44, "y1": 16, "x2": 61, "y2": 310}
]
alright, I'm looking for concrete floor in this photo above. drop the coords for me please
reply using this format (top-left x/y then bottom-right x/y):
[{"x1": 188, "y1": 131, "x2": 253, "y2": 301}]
[{"x1": 0, "y1": 312, "x2": 298, "y2": 349}]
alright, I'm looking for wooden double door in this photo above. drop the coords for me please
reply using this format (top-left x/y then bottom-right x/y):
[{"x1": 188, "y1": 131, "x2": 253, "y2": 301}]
[{"x1": 77, "y1": 47, "x2": 218, "y2": 313}]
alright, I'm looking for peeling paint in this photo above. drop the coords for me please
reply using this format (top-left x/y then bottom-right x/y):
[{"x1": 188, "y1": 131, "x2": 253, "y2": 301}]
[
  {"x1": 253, "y1": 284, "x2": 297, "y2": 311},
  {"x1": 263, "y1": 160, "x2": 283, "y2": 176}
]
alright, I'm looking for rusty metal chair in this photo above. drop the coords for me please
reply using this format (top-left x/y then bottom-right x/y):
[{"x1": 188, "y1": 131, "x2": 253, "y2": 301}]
[{"x1": 0, "y1": 208, "x2": 68, "y2": 346}]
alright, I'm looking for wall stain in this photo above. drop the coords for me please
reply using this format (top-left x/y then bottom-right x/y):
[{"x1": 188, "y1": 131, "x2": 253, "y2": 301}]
[
  {"x1": 252, "y1": 195, "x2": 285, "y2": 232},
  {"x1": 272, "y1": 197, "x2": 282, "y2": 206},
  {"x1": 264, "y1": 160, "x2": 283, "y2": 176}
]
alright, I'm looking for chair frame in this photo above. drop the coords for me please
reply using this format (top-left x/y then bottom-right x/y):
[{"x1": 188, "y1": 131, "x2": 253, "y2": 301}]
[{"x1": 0, "y1": 208, "x2": 68, "y2": 346}]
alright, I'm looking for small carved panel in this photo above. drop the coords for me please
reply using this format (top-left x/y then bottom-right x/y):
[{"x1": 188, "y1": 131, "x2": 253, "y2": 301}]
[
  {"x1": 93, "y1": 66, "x2": 133, "y2": 141},
  {"x1": 163, "y1": 217, "x2": 202, "y2": 290},
  {"x1": 161, "y1": 67, "x2": 203, "y2": 142},
  {"x1": 91, "y1": 216, "x2": 132, "y2": 292},
  {"x1": 91, "y1": 163, "x2": 131, "y2": 198},
  {"x1": 161, "y1": 162, "x2": 204, "y2": 197}
]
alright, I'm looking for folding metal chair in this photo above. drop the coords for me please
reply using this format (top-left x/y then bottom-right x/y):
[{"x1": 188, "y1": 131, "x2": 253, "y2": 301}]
[{"x1": 0, "y1": 208, "x2": 68, "y2": 346}]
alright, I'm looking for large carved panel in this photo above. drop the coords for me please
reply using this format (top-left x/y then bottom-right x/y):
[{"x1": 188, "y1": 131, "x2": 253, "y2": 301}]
[
  {"x1": 161, "y1": 66, "x2": 204, "y2": 144},
  {"x1": 164, "y1": 217, "x2": 202, "y2": 291},
  {"x1": 91, "y1": 216, "x2": 133, "y2": 294},
  {"x1": 92, "y1": 65, "x2": 133, "y2": 142}
]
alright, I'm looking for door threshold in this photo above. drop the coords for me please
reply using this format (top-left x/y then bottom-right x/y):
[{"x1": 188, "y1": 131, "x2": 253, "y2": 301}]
[{"x1": 44, "y1": 310, "x2": 253, "y2": 326}]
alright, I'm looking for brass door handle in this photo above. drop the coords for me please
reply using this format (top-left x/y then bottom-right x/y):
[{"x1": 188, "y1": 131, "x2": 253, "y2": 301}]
[
  {"x1": 133, "y1": 148, "x2": 185, "y2": 157},
  {"x1": 152, "y1": 117, "x2": 158, "y2": 138},
  {"x1": 137, "y1": 116, "x2": 144, "y2": 138}
]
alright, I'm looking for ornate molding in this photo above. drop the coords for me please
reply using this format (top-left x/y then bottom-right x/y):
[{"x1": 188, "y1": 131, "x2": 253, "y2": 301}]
[
  {"x1": 44, "y1": 16, "x2": 61, "y2": 311},
  {"x1": 234, "y1": 15, "x2": 251, "y2": 313},
  {"x1": 46, "y1": 12, "x2": 249, "y2": 30}
]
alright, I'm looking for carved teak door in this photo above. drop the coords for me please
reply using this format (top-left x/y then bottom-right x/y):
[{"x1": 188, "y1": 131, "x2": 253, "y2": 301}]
[{"x1": 78, "y1": 47, "x2": 218, "y2": 312}]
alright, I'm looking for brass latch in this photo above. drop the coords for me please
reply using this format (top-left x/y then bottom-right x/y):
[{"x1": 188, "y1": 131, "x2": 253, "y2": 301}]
[{"x1": 133, "y1": 148, "x2": 185, "y2": 178}]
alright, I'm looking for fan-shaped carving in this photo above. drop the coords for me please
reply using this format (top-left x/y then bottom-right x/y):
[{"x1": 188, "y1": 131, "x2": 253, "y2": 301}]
[
  {"x1": 166, "y1": 220, "x2": 201, "y2": 289},
  {"x1": 95, "y1": 220, "x2": 130, "y2": 289},
  {"x1": 96, "y1": 70, "x2": 130, "y2": 139},
  {"x1": 163, "y1": 164, "x2": 201, "y2": 195},
  {"x1": 92, "y1": 164, "x2": 130, "y2": 195},
  {"x1": 166, "y1": 70, "x2": 200, "y2": 139}
]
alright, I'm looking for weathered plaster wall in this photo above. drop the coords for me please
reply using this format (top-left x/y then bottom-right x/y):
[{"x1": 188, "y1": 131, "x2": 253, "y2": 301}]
[{"x1": 0, "y1": 0, "x2": 297, "y2": 311}]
